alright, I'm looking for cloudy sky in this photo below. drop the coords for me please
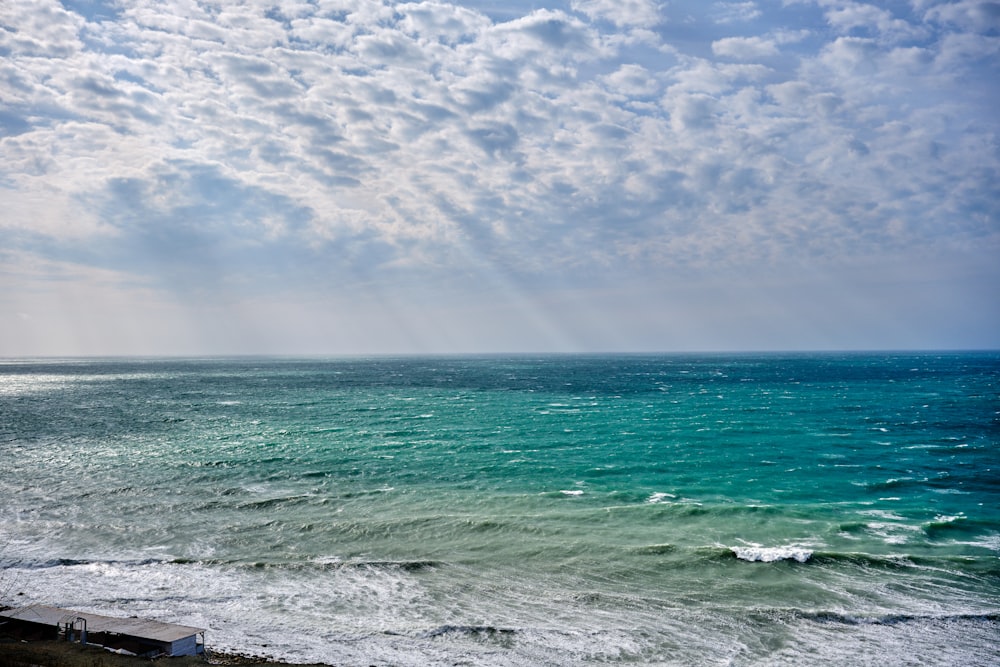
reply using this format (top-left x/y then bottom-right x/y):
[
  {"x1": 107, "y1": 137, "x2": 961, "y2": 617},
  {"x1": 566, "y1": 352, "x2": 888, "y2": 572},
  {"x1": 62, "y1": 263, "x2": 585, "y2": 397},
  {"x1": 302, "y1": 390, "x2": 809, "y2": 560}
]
[{"x1": 1, "y1": 0, "x2": 998, "y2": 355}]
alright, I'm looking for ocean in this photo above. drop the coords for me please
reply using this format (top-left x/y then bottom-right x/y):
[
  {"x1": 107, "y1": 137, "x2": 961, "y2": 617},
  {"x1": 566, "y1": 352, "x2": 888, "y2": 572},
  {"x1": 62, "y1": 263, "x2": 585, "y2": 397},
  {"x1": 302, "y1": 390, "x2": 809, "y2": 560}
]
[{"x1": 1, "y1": 353, "x2": 998, "y2": 665}]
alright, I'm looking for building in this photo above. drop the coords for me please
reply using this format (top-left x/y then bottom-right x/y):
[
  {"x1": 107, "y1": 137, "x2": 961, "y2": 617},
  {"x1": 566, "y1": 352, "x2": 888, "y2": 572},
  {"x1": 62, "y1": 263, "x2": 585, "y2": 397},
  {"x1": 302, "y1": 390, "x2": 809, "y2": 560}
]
[{"x1": 0, "y1": 604, "x2": 205, "y2": 657}]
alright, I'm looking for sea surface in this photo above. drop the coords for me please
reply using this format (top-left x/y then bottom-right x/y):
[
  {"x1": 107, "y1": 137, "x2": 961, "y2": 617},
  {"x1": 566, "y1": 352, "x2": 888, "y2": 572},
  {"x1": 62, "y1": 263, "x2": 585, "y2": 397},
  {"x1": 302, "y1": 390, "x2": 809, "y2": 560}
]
[{"x1": 1, "y1": 353, "x2": 998, "y2": 665}]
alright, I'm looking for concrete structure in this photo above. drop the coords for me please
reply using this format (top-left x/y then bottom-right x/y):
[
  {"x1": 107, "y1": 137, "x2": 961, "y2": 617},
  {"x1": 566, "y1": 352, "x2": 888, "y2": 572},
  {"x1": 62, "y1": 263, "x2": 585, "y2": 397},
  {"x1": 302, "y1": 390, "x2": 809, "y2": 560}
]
[{"x1": 0, "y1": 604, "x2": 205, "y2": 657}]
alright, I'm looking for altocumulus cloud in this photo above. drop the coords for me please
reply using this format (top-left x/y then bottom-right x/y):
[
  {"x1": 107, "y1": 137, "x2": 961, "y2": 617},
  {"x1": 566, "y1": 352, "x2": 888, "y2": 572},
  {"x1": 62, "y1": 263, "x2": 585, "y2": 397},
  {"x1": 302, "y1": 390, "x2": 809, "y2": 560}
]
[{"x1": 0, "y1": 0, "x2": 998, "y2": 355}]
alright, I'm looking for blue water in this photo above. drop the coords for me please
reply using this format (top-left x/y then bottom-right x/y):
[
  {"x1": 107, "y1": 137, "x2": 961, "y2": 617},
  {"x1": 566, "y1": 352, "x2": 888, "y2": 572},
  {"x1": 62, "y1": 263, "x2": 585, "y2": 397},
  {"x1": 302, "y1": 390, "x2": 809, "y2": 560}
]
[{"x1": 1, "y1": 353, "x2": 998, "y2": 665}]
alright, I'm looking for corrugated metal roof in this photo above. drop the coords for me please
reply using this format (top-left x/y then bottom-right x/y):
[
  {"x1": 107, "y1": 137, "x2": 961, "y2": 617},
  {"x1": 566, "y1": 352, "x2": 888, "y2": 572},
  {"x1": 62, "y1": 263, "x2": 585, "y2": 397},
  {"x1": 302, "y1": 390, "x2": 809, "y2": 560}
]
[{"x1": 0, "y1": 605, "x2": 204, "y2": 644}]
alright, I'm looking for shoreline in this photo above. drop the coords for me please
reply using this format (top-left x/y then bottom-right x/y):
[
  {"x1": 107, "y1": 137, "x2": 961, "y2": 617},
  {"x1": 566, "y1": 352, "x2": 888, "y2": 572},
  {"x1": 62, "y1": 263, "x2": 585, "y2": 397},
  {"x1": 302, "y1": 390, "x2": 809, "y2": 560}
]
[{"x1": 0, "y1": 639, "x2": 336, "y2": 667}]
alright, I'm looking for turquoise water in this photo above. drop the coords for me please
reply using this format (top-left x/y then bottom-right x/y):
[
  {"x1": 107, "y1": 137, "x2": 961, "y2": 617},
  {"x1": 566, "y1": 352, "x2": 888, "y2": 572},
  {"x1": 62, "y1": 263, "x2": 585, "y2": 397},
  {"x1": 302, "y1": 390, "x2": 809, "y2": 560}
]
[{"x1": 1, "y1": 354, "x2": 998, "y2": 665}]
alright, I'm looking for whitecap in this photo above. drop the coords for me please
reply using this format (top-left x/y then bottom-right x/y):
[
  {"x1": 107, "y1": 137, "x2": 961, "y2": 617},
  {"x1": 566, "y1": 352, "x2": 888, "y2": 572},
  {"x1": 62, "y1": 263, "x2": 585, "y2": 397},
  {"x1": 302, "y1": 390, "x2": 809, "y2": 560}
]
[
  {"x1": 858, "y1": 510, "x2": 906, "y2": 521},
  {"x1": 560, "y1": 490, "x2": 584, "y2": 496},
  {"x1": 729, "y1": 544, "x2": 813, "y2": 563},
  {"x1": 962, "y1": 534, "x2": 1000, "y2": 552},
  {"x1": 862, "y1": 521, "x2": 922, "y2": 545}
]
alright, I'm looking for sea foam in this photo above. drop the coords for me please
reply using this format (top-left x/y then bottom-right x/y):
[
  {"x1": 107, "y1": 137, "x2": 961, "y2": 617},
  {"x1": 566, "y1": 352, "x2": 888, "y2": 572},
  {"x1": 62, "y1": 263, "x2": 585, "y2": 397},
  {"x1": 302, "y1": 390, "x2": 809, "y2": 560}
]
[{"x1": 730, "y1": 544, "x2": 813, "y2": 563}]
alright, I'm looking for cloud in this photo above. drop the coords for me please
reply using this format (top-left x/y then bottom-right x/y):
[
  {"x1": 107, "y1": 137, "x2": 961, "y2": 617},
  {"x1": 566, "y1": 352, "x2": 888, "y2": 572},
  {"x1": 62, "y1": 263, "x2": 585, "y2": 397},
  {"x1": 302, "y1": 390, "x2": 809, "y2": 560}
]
[
  {"x1": 601, "y1": 63, "x2": 662, "y2": 97},
  {"x1": 712, "y1": 35, "x2": 779, "y2": 59},
  {"x1": 571, "y1": 0, "x2": 664, "y2": 28},
  {"x1": 0, "y1": 0, "x2": 997, "y2": 353},
  {"x1": 711, "y1": 2, "x2": 763, "y2": 24},
  {"x1": 398, "y1": 1, "x2": 490, "y2": 44},
  {"x1": 0, "y1": 0, "x2": 85, "y2": 57},
  {"x1": 822, "y1": 1, "x2": 929, "y2": 43},
  {"x1": 924, "y1": 0, "x2": 1000, "y2": 33}
]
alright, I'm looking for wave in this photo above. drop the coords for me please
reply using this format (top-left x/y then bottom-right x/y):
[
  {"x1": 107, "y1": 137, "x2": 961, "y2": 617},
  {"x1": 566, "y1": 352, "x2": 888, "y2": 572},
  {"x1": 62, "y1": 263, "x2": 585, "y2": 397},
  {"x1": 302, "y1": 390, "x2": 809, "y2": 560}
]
[
  {"x1": 234, "y1": 494, "x2": 315, "y2": 510},
  {"x1": 864, "y1": 477, "x2": 917, "y2": 492},
  {"x1": 838, "y1": 515, "x2": 998, "y2": 545},
  {"x1": 12, "y1": 545, "x2": 995, "y2": 583},
  {"x1": 779, "y1": 549, "x2": 1000, "y2": 575},
  {"x1": 794, "y1": 610, "x2": 1000, "y2": 626},
  {"x1": 244, "y1": 559, "x2": 442, "y2": 573},
  {"x1": 418, "y1": 624, "x2": 518, "y2": 639},
  {"x1": 631, "y1": 544, "x2": 678, "y2": 556},
  {"x1": 837, "y1": 520, "x2": 870, "y2": 534},
  {"x1": 629, "y1": 502, "x2": 787, "y2": 521},
  {"x1": 923, "y1": 515, "x2": 995, "y2": 539},
  {"x1": 4, "y1": 556, "x2": 442, "y2": 573},
  {"x1": 659, "y1": 543, "x2": 816, "y2": 564},
  {"x1": 684, "y1": 546, "x2": 998, "y2": 573},
  {"x1": 609, "y1": 544, "x2": 925, "y2": 570},
  {"x1": 862, "y1": 475, "x2": 989, "y2": 496},
  {"x1": 3, "y1": 557, "x2": 169, "y2": 570},
  {"x1": 729, "y1": 545, "x2": 813, "y2": 563}
]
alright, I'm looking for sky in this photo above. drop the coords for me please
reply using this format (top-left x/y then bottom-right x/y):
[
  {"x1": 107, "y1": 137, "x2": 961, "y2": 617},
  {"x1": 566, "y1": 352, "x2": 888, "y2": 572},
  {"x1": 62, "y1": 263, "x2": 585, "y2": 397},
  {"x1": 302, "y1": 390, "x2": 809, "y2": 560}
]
[{"x1": 1, "y1": 0, "x2": 998, "y2": 356}]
